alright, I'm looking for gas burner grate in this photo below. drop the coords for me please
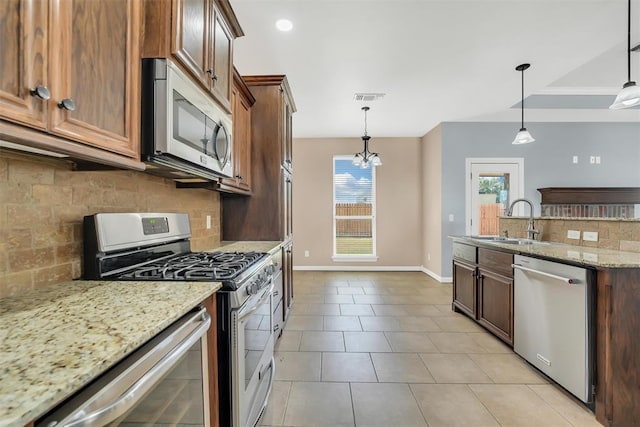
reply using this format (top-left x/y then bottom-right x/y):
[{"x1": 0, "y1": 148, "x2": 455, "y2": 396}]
[{"x1": 118, "y1": 251, "x2": 267, "y2": 282}]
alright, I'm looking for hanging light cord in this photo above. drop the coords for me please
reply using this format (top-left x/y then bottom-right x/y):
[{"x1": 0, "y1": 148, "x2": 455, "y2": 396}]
[
  {"x1": 627, "y1": 0, "x2": 631, "y2": 82},
  {"x1": 521, "y1": 68, "x2": 525, "y2": 128}
]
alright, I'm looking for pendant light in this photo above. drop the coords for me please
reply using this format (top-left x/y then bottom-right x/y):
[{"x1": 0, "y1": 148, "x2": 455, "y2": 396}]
[
  {"x1": 512, "y1": 63, "x2": 535, "y2": 145},
  {"x1": 352, "y1": 106, "x2": 382, "y2": 169},
  {"x1": 610, "y1": 0, "x2": 640, "y2": 109}
]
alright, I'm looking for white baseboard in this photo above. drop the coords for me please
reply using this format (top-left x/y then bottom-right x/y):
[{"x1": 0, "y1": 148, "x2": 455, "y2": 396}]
[
  {"x1": 420, "y1": 266, "x2": 452, "y2": 283},
  {"x1": 293, "y1": 265, "x2": 422, "y2": 272},
  {"x1": 293, "y1": 265, "x2": 453, "y2": 283}
]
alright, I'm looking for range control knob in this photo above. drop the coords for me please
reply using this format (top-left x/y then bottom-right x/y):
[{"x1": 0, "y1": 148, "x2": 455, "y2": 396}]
[{"x1": 247, "y1": 282, "x2": 260, "y2": 295}]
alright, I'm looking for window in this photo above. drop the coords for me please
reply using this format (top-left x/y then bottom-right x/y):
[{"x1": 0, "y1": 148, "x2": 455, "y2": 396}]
[{"x1": 332, "y1": 156, "x2": 377, "y2": 261}]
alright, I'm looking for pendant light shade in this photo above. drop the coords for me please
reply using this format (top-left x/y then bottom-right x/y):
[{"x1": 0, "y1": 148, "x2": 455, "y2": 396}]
[
  {"x1": 610, "y1": 82, "x2": 640, "y2": 109},
  {"x1": 352, "y1": 106, "x2": 382, "y2": 169},
  {"x1": 512, "y1": 63, "x2": 535, "y2": 145},
  {"x1": 512, "y1": 128, "x2": 536, "y2": 145},
  {"x1": 610, "y1": 0, "x2": 640, "y2": 109}
]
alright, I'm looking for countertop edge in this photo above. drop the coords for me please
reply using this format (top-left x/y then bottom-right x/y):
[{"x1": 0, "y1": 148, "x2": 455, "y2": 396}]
[{"x1": 449, "y1": 236, "x2": 640, "y2": 269}]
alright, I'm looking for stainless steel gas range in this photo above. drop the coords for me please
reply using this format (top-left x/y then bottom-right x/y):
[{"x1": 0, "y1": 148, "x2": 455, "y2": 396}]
[{"x1": 83, "y1": 212, "x2": 275, "y2": 427}]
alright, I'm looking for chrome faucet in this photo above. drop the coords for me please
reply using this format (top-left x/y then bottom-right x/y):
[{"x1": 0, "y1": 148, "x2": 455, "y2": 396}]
[{"x1": 506, "y1": 198, "x2": 540, "y2": 240}]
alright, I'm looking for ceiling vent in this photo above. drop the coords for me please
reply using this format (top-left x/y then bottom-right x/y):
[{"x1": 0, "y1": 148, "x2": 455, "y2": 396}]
[{"x1": 353, "y1": 93, "x2": 385, "y2": 102}]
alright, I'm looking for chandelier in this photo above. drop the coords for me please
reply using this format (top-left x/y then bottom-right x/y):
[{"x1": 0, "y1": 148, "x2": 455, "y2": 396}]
[{"x1": 352, "y1": 106, "x2": 382, "y2": 169}]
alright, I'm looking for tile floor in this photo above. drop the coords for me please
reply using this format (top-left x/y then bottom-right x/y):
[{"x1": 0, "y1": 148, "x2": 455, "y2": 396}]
[{"x1": 259, "y1": 271, "x2": 600, "y2": 427}]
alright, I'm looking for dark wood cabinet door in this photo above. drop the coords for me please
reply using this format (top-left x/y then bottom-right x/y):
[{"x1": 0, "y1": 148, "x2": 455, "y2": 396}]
[
  {"x1": 477, "y1": 268, "x2": 513, "y2": 345},
  {"x1": 171, "y1": 0, "x2": 211, "y2": 87},
  {"x1": 453, "y1": 260, "x2": 476, "y2": 318},
  {"x1": 0, "y1": 0, "x2": 48, "y2": 129},
  {"x1": 219, "y1": 72, "x2": 252, "y2": 194},
  {"x1": 210, "y1": 6, "x2": 232, "y2": 111},
  {"x1": 282, "y1": 243, "x2": 293, "y2": 317},
  {"x1": 282, "y1": 97, "x2": 293, "y2": 170},
  {"x1": 48, "y1": 0, "x2": 140, "y2": 158},
  {"x1": 232, "y1": 85, "x2": 251, "y2": 191}
]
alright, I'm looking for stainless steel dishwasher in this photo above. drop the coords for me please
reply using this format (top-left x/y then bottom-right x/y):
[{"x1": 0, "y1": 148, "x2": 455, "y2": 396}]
[{"x1": 513, "y1": 255, "x2": 595, "y2": 405}]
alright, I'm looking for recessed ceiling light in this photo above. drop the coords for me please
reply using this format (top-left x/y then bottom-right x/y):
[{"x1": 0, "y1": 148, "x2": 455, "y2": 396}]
[{"x1": 275, "y1": 19, "x2": 293, "y2": 32}]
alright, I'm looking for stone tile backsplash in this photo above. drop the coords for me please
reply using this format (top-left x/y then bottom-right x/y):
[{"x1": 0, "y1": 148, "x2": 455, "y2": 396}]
[
  {"x1": 499, "y1": 217, "x2": 640, "y2": 253},
  {"x1": 541, "y1": 204, "x2": 636, "y2": 218},
  {"x1": 0, "y1": 150, "x2": 221, "y2": 298}
]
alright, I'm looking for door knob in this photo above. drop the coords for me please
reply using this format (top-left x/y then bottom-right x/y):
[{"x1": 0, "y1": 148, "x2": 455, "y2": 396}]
[
  {"x1": 57, "y1": 98, "x2": 76, "y2": 111},
  {"x1": 29, "y1": 85, "x2": 51, "y2": 100}
]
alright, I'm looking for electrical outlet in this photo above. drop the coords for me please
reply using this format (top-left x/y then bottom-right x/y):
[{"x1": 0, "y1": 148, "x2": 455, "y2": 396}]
[
  {"x1": 427, "y1": 253, "x2": 431, "y2": 261},
  {"x1": 595, "y1": 156, "x2": 601, "y2": 164},
  {"x1": 572, "y1": 155, "x2": 578, "y2": 164},
  {"x1": 206, "y1": 215, "x2": 211, "y2": 229},
  {"x1": 583, "y1": 231, "x2": 598, "y2": 242},
  {"x1": 567, "y1": 230, "x2": 581, "y2": 240},
  {"x1": 448, "y1": 214, "x2": 454, "y2": 222},
  {"x1": 590, "y1": 156, "x2": 596, "y2": 164},
  {"x1": 304, "y1": 250, "x2": 310, "y2": 257}
]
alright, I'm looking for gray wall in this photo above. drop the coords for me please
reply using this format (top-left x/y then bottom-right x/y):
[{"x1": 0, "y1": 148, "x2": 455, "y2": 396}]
[{"x1": 440, "y1": 121, "x2": 640, "y2": 276}]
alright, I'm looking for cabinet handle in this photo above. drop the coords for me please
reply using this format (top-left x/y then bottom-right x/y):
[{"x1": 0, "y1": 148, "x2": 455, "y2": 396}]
[
  {"x1": 235, "y1": 174, "x2": 243, "y2": 180},
  {"x1": 29, "y1": 85, "x2": 51, "y2": 100},
  {"x1": 286, "y1": 249, "x2": 292, "y2": 254},
  {"x1": 206, "y1": 69, "x2": 213, "y2": 75},
  {"x1": 57, "y1": 98, "x2": 76, "y2": 111},
  {"x1": 212, "y1": 74, "x2": 218, "y2": 81},
  {"x1": 273, "y1": 290, "x2": 279, "y2": 297}
]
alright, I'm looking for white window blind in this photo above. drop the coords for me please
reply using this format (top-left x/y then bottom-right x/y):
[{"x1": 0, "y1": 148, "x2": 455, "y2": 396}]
[{"x1": 332, "y1": 156, "x2": 377, "y2": 261}]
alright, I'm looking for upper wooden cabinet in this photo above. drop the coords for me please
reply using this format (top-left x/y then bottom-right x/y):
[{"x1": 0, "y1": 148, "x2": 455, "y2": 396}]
[
  {"x1": 143, "y1": 0, "x2": 243, "y2": 113},
  {"x1": 0, "y1": 0, "x2": 141, "y2": 159},
  {"x1": 218, "y1": 69, "x2": 255, "y2": 194},
  {"x1": 0, "y1": 0, "x2": 48, "y2": 130},
  {"x1": 221, "y1": 75, "x2": 296, "y2": 242}
]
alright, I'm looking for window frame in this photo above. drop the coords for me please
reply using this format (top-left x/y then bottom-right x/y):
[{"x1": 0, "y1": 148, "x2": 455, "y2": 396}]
[{"x1": 332, "y1": 155, "x2": 378, "y2": 262}]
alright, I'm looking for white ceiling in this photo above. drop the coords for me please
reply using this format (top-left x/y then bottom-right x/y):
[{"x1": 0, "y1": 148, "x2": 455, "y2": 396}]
[{"x1": 230, "y1": 0, "x2": 640, "y2": 138}]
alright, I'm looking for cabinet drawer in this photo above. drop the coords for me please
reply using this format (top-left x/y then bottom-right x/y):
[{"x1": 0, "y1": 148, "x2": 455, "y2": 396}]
[
  {"x1": 453, "y1": 242, "x2": 477, "y2": 264},
  {"x1": 478, "y1": 248, "x2": 513, "y2": 277}
]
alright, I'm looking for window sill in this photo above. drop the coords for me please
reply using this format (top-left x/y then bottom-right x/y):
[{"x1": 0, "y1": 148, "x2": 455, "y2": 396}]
[{"x1": 332, "y1": 255, "x2": 379, "y2": 262}]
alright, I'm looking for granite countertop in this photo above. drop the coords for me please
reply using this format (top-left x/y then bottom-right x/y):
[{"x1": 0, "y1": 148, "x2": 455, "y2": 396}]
[
  {"x1": 0, "y1": 280, "x2": 221, "y2": 426},
  {"x1": 212, "y1": 240, "x2": 283, "y2": 255},
  {"x1": 450, "y1": 236, "x2": 640, "y2": 268}
]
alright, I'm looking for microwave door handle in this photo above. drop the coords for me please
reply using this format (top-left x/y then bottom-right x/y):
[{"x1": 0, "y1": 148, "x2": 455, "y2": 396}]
[{"x1": 60, "y1": 309, "x2": 211, "y2": 427}]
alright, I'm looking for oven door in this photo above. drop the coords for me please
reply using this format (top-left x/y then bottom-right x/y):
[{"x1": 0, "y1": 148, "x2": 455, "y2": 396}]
[
  {"x1": 233, "y1": 284, "x2": 275, "y2": 427},
  {"x1": 36, "y1": 308, "x2": 211, "y2": 427}
]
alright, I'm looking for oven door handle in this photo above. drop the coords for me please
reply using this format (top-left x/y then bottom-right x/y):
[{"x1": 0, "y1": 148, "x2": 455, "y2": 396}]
[
  {"x1": 51, "y1": 308, "x2": 211, "y2": 427},
  {"x1": 238, "y1": 284, "x2": 274, "y2": 321}
]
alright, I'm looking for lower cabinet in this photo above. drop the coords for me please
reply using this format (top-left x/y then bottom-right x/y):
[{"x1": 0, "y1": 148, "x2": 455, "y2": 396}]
[
  {"x1": 452, "y1": 260, "x2": 476, "y2": 318},
  {"x1": 203, "y1": 295, "x2": 220, "y2": 427},
  {"x1": 452, "y1": 242, "x2": 514, "y2": 347},
  {"x1": 477, "y1": 267, "x2": 513, "y2": 345},
  {"x1": 282, "y1": 242, "x2": 294, "y2": 320}
]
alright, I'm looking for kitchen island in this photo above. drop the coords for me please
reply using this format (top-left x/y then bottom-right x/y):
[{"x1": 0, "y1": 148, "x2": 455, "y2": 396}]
[
  {"x1": 451, "y1": 236, "x2": 640, "y2": 427},
  {"x1": 0, "y1": 280, "x2": 220, "y2": 426}
]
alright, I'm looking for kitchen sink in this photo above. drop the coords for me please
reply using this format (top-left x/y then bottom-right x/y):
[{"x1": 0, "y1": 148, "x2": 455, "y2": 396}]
[{"x1": 468, "y1": 236, "x2": 551, "y2": 246}]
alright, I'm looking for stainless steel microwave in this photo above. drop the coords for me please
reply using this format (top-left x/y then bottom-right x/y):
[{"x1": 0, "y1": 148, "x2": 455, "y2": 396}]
[{"x1": 141, "y1": 58, "x2": 233, "y2": 180}]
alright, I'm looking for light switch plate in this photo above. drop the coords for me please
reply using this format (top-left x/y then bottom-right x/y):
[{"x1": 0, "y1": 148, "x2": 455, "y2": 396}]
[
  {"x1": 567, "y1": 230, "x2": 581, "y2": 240},
  {"x1": 583, "y1": 231, "x2": 598, "y2": 242},
  {"x1": 206, "y1": 215, "x2": 211, "y2": 229}
]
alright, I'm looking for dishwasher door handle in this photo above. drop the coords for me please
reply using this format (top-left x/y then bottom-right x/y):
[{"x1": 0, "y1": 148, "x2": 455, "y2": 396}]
[{"x1": 512, "y1": 264, "x2": 576, "y2": 284}]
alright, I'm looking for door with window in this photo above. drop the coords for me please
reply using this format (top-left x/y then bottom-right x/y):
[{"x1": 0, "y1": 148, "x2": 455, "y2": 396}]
[
  {"x1": 332, "y1": 156, "x2": 377, "y2": 261},
  {"x1": 466, "y1": 158, "x2": 524, "y2": 236}
]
